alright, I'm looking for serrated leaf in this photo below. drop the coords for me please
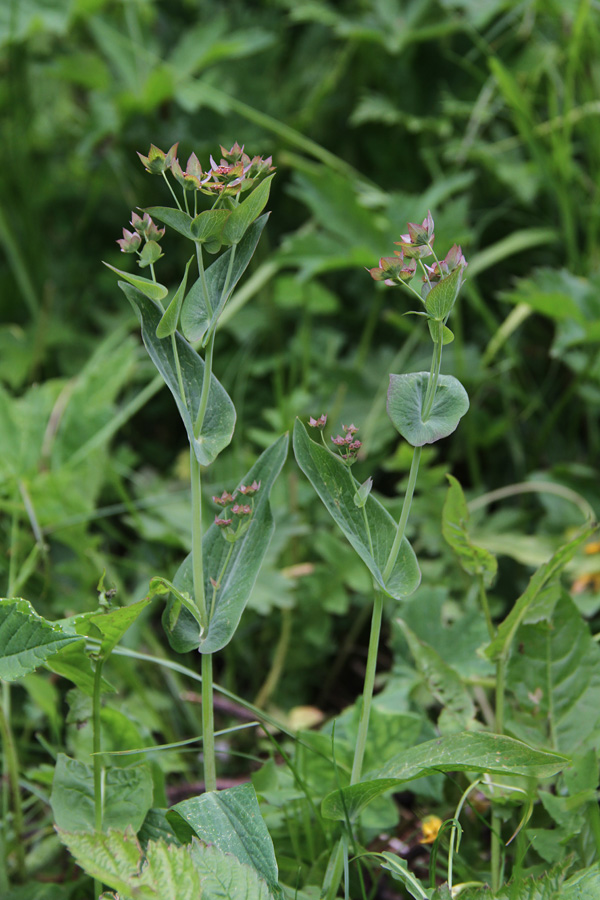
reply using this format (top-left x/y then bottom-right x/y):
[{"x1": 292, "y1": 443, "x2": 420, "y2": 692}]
[
  {"x1": 58, "y1": 826, "x2": 201, "y2": 899},
  {"x1": 387, "y1": 372, "x2": 469, "y2": 446},
  {"x1": 165, "y1": 434, "x2": 288, "y2": 653},
  {"x1": 0, "y1": 598, "x2": 83, "y2": 681},
  {"x1": 485, "y1": 521, "x2": 597, "y2": 662},
  {"x1": 190, "y1": 842, "x2": 275, "y2": 900},
  {"x1": 168, "y1": 782, "x2": 278, "y2": 890},
  {"x1": 145, "y1": 206, "x2": 194, "y2": 239},
  {"x1": 398, "y1": 619, "x2": 475, "y2": 733},
  {"x1": 425, "y1": 265, "x2": 464, "y2": 320},
  {"x1": 506, "y1": 592, "x2": 600, "y2": 755},
  {"x1": 73, "y1": 597, "x2": 152, "y2": 659},
  {"x1": 190, "y1": 208, "x2": 231, "y2": 243},
  {"x1": 138, "y1": 809, "x2": 181, "y2": 849},
  {"x1": 293, "y1": 420, "x2": 420, "y2": 600},
  {"x1": 321, "y1": 733, "x2": 567, "y2": 821},
  {"x1": 442, "y1": 474, "x2": 497, "y2": 586},
  {"x1": 122, "y1": 282, "x2": 235, "y2": 466},
  {"x1": 222, "y1": 175, "x2": 274, "y2": 245},
  {"x1": 181, "y1": 213, "x2": 269, "y2": 343},
  {"x1": 51, "y1": 754, "x2": 153, "y2": 832},
  {"x1": 156, "y1": 257, "x2": 193, "y2": 338},
  {"x1": 103, "y1": 263, "x2": 168, "y2": 302}
]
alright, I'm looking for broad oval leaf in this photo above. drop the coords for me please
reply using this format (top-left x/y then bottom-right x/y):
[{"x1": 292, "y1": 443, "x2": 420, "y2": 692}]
[
  {"x1": 293, "y1": 420, "x2": 420, "y2": 600},
  {"x1": 145, "y1": 206, "x2": 194, "y2": 240},
  {"x1": 164, "y1": 434, "x2": 288, "y2": 654},
  {"x1": 51, "y1": 753, "x2": 153, "y2": 832},
  {"x1": 321, "y1": 732, "x2": 568, "y2": 821},
  {"x1": 442, "y1": 474, "x2": 497, "y2": 586},
  {"x1": 103, "y1": 263, "x2": 168, "y2": 302},
  {"x1": 0, "y1": 598, "x2": 83, "y2": 681},
  {"x1": 167, "y1": 782, "x2": 279, "y2": 890},
  {"x1": 121, "y1": 282, "x2": 235, "y2": 466},
  {"x1": 387, "y1": 372, "x2": 469, "y2": 446},
  {"x1": 181, "y1": 213, "x2": 269, "y2": 343},
  {"x1": 190, "y1": 208, "x2": 231, "y2": 243},
  {"x1": 221, "y1": 175, "x2": 274, "y2": 246},
  {"x1": 156, "y1": 257, "x2": 193, "y2": 338}
]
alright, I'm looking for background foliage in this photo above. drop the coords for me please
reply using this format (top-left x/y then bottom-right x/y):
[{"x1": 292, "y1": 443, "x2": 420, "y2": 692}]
[{"x1": 1, "y1": 0, "x2": 600, "y2": 896}]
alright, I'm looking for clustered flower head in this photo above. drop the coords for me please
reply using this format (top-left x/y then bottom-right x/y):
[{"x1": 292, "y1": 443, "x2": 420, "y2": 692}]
[
  {"x1": 137, "y1": 141, "x2": 275, "y2": 198},
  {"x1": 117, "y1": 212, "x2": 165, "y2": 254},
  {"x1": 331, "y1": 423, "x2": 362, "y2": 465},
  {"x1": 212, "y1": 481, "x2": 261, "y2": 542},
  {"x1": 308, "y1": 414, "x2": 327, "y2": 429}
]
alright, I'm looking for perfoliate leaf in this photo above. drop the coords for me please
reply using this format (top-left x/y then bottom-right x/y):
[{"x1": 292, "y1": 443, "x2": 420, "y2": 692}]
[
  {"x1": 442, "y1": 474, "x2": 497, "y2": 586},
  {"x1": 485, "y1": 521, "x2": 597, "y2": 662},
  {"x1": 321, "y1": 733, "x2": 568, "y2": 821},
  {"x1": 51, "y1": 754, "x2": 153, "y2": 832},
  {"x1": 103, "y1": 263, "x2": 168, "y2": 302},
  {"x1": 168, "y1": 782, "x2": 279, "y2": 890},
  {"x1": 190, "y1": 208, "x2": 231, "y2": 244},
  {"x1": 121, "y1": 282, "x2": 236, "y2": 466},
  {"x1": 165, "y1": 434, "x2": 288, "y2": 654},
  {"x1": 293, "y1": 420, "x2": 420, "y2": 600},
  {"x1": 156, "y1": 257, "x2": 193, "y2": 338},
  {"x1": 0, "y1": 598, "x2": 83, "y2": 682},
  {"x1": 145, "y1": 206, "x2": 194, "y2": 240},
  {"x1": 387, "y1": 372, "x2": 469, "y2": 446},
  {"x1": 221, "y1": 175, "x2": 274, "y2": 245},
  {"x1": 181, "y1": 213, "x2": 269, "y2": 344}
]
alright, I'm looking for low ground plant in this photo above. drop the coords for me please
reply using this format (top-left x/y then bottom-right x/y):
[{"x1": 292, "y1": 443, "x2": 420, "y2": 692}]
[{"x1": 0, "y1": 140, "x2": 599, "y2": 900}]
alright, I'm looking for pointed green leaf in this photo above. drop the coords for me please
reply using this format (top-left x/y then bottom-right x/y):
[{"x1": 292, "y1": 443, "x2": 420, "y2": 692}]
[
  {"x1": 427, "y1": 320, "x2": 454, "y2": 344},
  {"x1": 378, "y1": 853, "x2": 428, "y2": 900},
  {"x1": 58, "y1": 826, "x2": 201, "y2": 899},
  {"x1": 138, "y1": 240, "x2": 163, "y2": 268},
  {"x1": 222, "y1": 175, "x2": 274, "y2": 246},
  {"x1": 165, "y1": 434, "x2": 288, "y2": 653},
  {"x1": 321, "y1": 733, "x2": 568, "y2": 821},
  {"x1": 293, "y1": 420, "x2": 420, "y2": 600},
  {"x1": 387, "y1": 372, "x2": 469, "y2": 446},
  {"x1": 398, "y1": 619, "x2": 475, "y2": 733},
  {"x1": 181, "y1": 213, "x2": 269, "y2": 343},
  {"x1": 168, "y1": 782, "x2": 278, "y2": 889},
  {"x1": 145, "y1": 206, "x2": 194, "y2": 239},
  {"x1": 156, "y1": 257, "x2": 193, "y2": 338},
  {"x1": 485, "y1": 521, "x2": 597, "y2": 662},
  {"x1": 0, "y1": 599, "x2": 83, "y2": 681},
  {"x1": 103, "y1": 263, "x2": 168, "y2": 302},
  {"x1": 189, "y1": 842, "x2": 276, "y2": 900},
  {"x1": 442, "y1": 474, "x2": 497, "y2": 586},
  {"x1": 51, "y1": 754, "x2": 153, "y2": 832},
  {"x1": 73, "y1": 597, "x2": 152, "y2": 659},
  {"x1": 45, "y1": 641, "x2": 114, "y2": 696},
  {"x1": 190, "y1": 208, "x2": 231, "y2": 243},
  {"x1": 425, "y1": 265, "x2": 464, "y2": 320},
  {"x1": 122, "y1": 282, "x2": 236, "y2": 466}
]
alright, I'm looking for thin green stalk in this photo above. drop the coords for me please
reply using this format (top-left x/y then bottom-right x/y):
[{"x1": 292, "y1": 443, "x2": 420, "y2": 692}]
[
  {"x1": 491, "y1": 655, "x2": 507, "y2": 892},
  {"x1": 382, "y1": 446, "x2": 422, "y2": 583},
  {"x1": 162, "y1": 172, "x2": 182, "y2": 211},
  {"x1": 196, "y1": 244, "x2": 213, "y2": 317},
  {"x1": 201, "y1": 653, "x2": 217, "y2": 792},
  {"x1": 254, "y1": 607, "x2": 293, "y2": 710},
  {"x1": 190, "y1": 450, "x2": 208, "y2": 628},
  {"x1": 93, "y1": 658, "x2": 104, "y2": 833},
  {"x1": 0, "y1": 701, "x2": 25, "y2": 883},
  {"x1": 170, "y1": 334, "x2": 187, "y2": 407},
  {"x1": 202, "y1": 244, "x2": 237, "y2": 348},
  {"x1": 209, "y1": 544, "x2": 234, "y2": 621},
  {"x1": 194, "y1": 332, "x2": 215, "y2": 437},
  {"x1": 421, "y1": 327, "x2": 443, "y2": 421},
  {"x1": 350, "y1": 591, "x2": 383, "y2": 785},
  {"x1": 478, "y1": 577, "x2": 494, "y2": 641},
  {"x1": 448, "y1": 780, "x2": 481, "y2": 890}
]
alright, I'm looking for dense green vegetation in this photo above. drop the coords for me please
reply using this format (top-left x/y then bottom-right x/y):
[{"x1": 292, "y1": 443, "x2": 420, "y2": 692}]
[{"x1": 1, "y1": 1, "x2": 600, "y2": 898}]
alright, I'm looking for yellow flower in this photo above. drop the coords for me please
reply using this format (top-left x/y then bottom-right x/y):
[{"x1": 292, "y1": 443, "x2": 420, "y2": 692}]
[{"x1": 419, "y1": 815, "x2": 443, "y2": 844}]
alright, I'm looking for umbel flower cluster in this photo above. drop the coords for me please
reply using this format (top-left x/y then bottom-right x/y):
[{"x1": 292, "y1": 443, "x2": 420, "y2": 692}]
[
  {"x1": 212, "y1": 481, "x2": 261, "y2": 543},
  {"x1": 368, "y1": 211, "x2": 467, "y2": 302},
  {"x1": 137, "y1": 141, "x2": 274, "y2": 197},
  {"x1": 308, "y1": 414, "x2": 363, "y2": 466}
]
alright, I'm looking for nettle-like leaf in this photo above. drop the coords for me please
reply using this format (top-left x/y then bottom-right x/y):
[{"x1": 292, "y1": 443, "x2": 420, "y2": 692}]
[
  {"x1": 485, "y1": 521, "x2": 597, "y2": 662},
  {"x1": 164, "y1": 434, "x2": 288, "y2": 654},
  {"x1": 190, "y1": 842, "x2": 275, "y2": 900},
  {"x1": 168, "y1": 782, "x2": 279, "y2": 892},
  {"x1": 181, "y1": 213, "x2": 269, "y2": 344},
  {"x1": 442, "y1": 474, "x2": 497, "y2": 586},
  {"x1": 293, "y1": 420, "x2": 420, "y2": 600},
  {"x1": 51, "y1": 754, "x2": 153, "y2": 833},
  {"x1": 72, "y1": 597, "x2": 152, "y2": 659},
  {"x1": 58, "y1": 827, "x2": 201, "y2": 900},
  {"x1": 121, "y1": 282, "x2": 235, "y2": 467},
  {"x1": 45, "y1": 641, "x2": 114, "y2": 696},
  {"x1": 387, "y1": 372, "x2": 469, "y2": 446},
  {"x1": 0, "y1": 598, "x2": 83, "y2": 682},
  {"x1": 321, "y1": 732, "x2": 567, "y2": 821}
]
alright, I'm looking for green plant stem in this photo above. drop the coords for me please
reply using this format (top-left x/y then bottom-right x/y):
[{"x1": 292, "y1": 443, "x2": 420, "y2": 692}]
[
  {"x1": 478, "y1": 577, "x2": 495, "y2": 640},
  {"x1": 194, "y1": 332, "x2": 215, "y2": 437},
  {"x1": 350, "y1": 590, "x2": 383, "y2": 785},
  {"x1": 196, "y1": 244, "x2": 212, "y2": 317},
  {"x1": 491, "y1": 655, "x2": 507, "y2": 893},
  {"x1": 254, "y1": 607, "x2": 292, "y2": 710},
  {"x1": 92, "y1": 658, "x2": 104, "y2": 833},
  {"x1": 448, "y1": 779, "x2": 481, "y2": 890},
  {"x1": 0, "y1": 699, "x2": 25, "y2": 883},
  {"x1": 201, "y1": 653, "x2": 217, "y2": 792},
  {"x1": 209, "y1": 544, "x2": 234, "y2": 621},
  {"x1": 382, "y1": 445, "x2": 422, "y2": 583},
  {"x1": 421, "y1": 329, "x2": 443, "y2": 421},
  {"x1": 162, "y1": 172, "x2": 182, "y2": 211},
  {"x1": 190, "y1": 450, "x2": 207, "y2": 628}
]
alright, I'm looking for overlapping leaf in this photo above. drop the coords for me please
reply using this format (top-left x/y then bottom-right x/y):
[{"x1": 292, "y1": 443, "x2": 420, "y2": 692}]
[{"x1": 387, "y1": 372, "x2": 469, "y2": 446}]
